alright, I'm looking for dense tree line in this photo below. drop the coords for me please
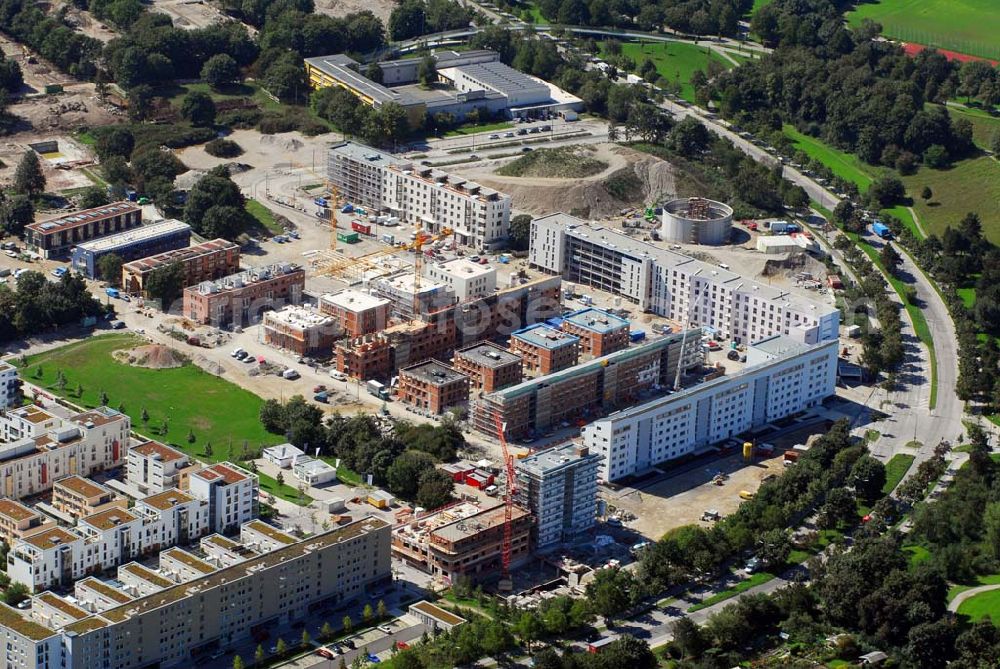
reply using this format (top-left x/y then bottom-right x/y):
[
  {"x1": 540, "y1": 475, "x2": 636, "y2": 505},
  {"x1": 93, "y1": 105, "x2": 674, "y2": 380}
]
[
  {"x1": 0, "y1": 271, "x2": 105, "y2": 344},
  {"x1": 388, "y1": 0, "x2": 472, "y2": 41},
  {"x1": 504, "y1": 0, "x2": 748, "y2": 36},
  {"x1": 183, "y1": 166, "x2": 255, "y2": 241},
  {"x1": 637, "y1": 422, "x2": 876, "y2": 591},
  {"x1": 258, "y1": 400, "x2": 464, "y2": 509},
  {"x1": 0, "y1": 0, "x2": 102, "y2": 77},
  {"x1": 310, "y1": 86, "x2": 410, "y2": 147},
  {"x1": 717, "y1": 0, "x2": 975, "y2": 173}
]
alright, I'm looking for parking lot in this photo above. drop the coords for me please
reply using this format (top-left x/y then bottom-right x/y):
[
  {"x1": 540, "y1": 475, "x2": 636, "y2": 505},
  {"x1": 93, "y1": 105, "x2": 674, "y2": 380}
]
[{"x1": 606, "y1": 418, "x2": 834, "y2": 540}]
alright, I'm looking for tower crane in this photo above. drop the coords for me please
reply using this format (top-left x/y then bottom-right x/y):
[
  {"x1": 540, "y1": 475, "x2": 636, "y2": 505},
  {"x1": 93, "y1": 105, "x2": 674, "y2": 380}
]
[{"x1": 493, "y1": 411, "x2": 517, "y2": 592}]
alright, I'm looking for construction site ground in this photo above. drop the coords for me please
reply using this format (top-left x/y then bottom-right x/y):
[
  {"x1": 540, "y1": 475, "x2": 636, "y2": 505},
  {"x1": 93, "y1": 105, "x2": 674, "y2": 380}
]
[
  {"x1": 607, "y1": 420, "x2": 834, "y2": 540},
  {"x1": 314, "y1": 0, "x2": 396, "y2": 23},
  {"x1": 149, "y1": 0, "x2": 226, "y2": 29}
]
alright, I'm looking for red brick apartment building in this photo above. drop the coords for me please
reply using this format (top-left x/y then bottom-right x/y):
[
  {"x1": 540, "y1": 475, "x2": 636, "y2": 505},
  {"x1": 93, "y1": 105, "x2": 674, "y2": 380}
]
[
  {"x1": 262, "y1": 307, "x2": 338, "y2": 356},
  {"x1": 336, "y1": 337, "x2": 393, "y2": 381},
  {"x1": 509, "y1": 324, "x2": 579, "y2": 375},
  {"x1": 319, "y1": 289, "x2": 390, "y2": 338},
  {"x1": 560, "y1": 308, "x2": 630, "y2": 358},
  {"x1": 26, "y1": 202, "x2": 142, "y2": 258},
  {"x1": 121, "y1": 239, "x2": 240, "y2": 297},
  {"x1": 453, "y1": 343, "x2": 523, "y2": 393},
  {"x1": 398, "y1": 361, "x2": 470, "y2": 414},
  {"x1": 183, "y1": 263, "x2": 305, "y2": 326}
]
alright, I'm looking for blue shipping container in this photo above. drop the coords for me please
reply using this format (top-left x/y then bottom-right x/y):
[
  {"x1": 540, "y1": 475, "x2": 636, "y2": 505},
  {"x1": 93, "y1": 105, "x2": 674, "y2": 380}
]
[
  {"x1": 630, "y1": 331, "x2": 646, "y2": 342},
  {"x1": 341, "y1": 204, "x2": 354, "y2": 213},
  {"x1": 872, "y1": 221, "x2": 892, "y2": 238}
]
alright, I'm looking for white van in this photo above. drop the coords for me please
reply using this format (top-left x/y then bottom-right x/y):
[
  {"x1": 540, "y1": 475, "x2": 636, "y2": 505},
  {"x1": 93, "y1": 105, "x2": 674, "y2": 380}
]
[
  {"x1": 484, "y1": 485, "x2": 499, "y2": 496},
  {"x1": 330, "y1": 370, "x2": 347, "y2": 381}
]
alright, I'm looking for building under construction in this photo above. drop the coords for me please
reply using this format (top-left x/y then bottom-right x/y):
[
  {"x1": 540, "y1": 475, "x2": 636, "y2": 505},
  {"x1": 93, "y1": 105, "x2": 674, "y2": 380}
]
[
  {"x1": 333, "y1": 276, "x2": 562, "y2": 381},
  {"x1": 391, "y1": 502, "x2": 532, "y2": 584},
  {"x1": 473, "y1": 328, "x2": 705, "y2": 440}
]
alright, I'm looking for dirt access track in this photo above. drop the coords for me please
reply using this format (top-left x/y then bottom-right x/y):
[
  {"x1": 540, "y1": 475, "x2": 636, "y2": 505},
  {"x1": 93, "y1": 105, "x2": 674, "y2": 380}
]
[
  {"x1": 451, "y1": 143, "x2": 679, "y2": 219},
  {"x1": 314, "y1": 0, "x2": 396, "y2": 22}
]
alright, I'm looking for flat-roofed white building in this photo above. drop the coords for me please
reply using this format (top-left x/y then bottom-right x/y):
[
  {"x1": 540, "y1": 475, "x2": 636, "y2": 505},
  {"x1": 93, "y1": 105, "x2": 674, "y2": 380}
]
[
  {"x1": 529, "y1": 213, "x2": 839, "y2": 344},
  {"x1": 425, "y1": 258, "x2": 497, "y2": 301},
  {"x1": 582, "y1": 336, "x2": 838, "y2": 481},
  {"x1": 126, "y1": 441, "x2": 194, "y2": 496},
  {"x1": 188, "y1": 463, "x2": 258, "y2": 536},
  {"x1": 292, "y1": 456, "x2": 338, "y2": 486},
  {"x1": 0, "y1": 406, "x2": 130, "y2": 500},
  {"x1": 0, "y1": 361, "x2": 21, "y2": 409}
]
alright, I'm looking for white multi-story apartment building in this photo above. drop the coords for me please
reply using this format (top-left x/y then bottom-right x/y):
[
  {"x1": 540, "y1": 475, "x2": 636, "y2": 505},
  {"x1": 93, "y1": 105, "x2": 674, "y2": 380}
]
[
  {"x1": 188, "y1": 463, "x2": 258, "y2": 535},
  {"x1": 0, "y1": 406, "x2": 130, "y2": 500},
  {"x1": 8, "y1": 489, "x2": 211, "y2": 593},
  {"x1": 0, "y1": 361, "x2": 21, "y2": 408},
  {"x1": 529, "y1": 213, "x2": 839, "y2": 344},
  {"x1": 582, "y1": 336, "x2": 838, "y2": 481},
  {"x1": 424, "y1": 258, "x2": 497, "y2": 301},
  {"x1": 126, "y1": 440, "x2": 195, "y2": 496},
  {"x1": 0, "y1": 517, "x2": 391, "y2": 669},
  {"x1": 515, "y1": 444, "x2": 600, "y2": 552},
  {"x1": 327, "y1": 141, "x2": 512, "y2": 250}
]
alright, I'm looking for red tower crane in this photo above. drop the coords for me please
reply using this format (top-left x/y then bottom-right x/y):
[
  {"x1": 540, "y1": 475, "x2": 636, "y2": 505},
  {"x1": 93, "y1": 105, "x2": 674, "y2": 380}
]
[{"x1": 493, "y1": 412, "x2": 517, "y2": 591}]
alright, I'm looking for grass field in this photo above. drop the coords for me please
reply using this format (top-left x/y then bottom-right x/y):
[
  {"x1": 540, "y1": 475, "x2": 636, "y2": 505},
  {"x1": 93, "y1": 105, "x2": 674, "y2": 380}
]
[
  {"x1": 957, "y1": 588, "x2": 1000, "y2": 623},
  {"x1": 948, "y1": 573, "x2": 1000, "y2": 601},
  {"x1": 245, "y1": 199, "x2": 284, "y2": 235},
  {"x1": 442, "y1": 120, "x2": 513, "y2": 137},
  {"x1": 687, "y1": 571, "x2": 775, "y2": 612},
  {"x1": 904, "y1": 545, "x2": 931, "y2": 567},
  {"x1": 598, "y1": 41, "x2": 733, "y2": 103},
  {"x1": 846, "y1": 0, "x2": 1000, "y2": 61},
  {"x1": 784, "y1": 125, "x2": 875, "y2": 191},
  {"x1": 14, "y1": 335, "x2": 300, "y2": 498},
  {"x1": 901, "y1": 156, "x2": 1000, "y2": 244},
  {"x1": 496, "y1": 145, "x2": 607, "y2": 178},
  {"x1": 941, "y1": 104, "x2": 1000, "y2": 149},
  {"x1": 750, "y1": 0, "x2": 773, "y2": 14},
  {"x1": 882, "y1": 453, "x2": 916, "y2": 494}
]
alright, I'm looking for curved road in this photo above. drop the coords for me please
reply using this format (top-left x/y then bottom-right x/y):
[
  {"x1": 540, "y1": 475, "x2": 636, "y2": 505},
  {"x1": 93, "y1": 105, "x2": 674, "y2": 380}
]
[{"x1": 948, "y1": 583, "x2": 1000, "y2": 613}]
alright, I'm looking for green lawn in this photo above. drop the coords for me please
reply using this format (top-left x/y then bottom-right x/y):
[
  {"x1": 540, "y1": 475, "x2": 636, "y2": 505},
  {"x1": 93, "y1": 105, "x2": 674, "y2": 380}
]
[
  {"x1": 687, "y1": 571, "x2": 775, "y2": 612},
  {"x1": 784, "y1": 124, "x2": 875, "y2": 191},
  {"x1": 846, "y1": 0, "x2": 1000, "y2": 61},
  {"x1": 882, "y1": 453, "x2": 916, "y2": 494},
  {"x1": 901, "y1": 156, "x2": 1000, "y2": 244},
  {"x1": 750, "y1": 0, "x2": 774, "y2": 15},
  {"x1": 442, "y1": 120, "x2": 514, "y2": 137},
  {"x1": 245, "y1": 199, "x2": 284, "y2": 235},
  {"x1": 957, "y1": 286, "x2": 977, "y2": 308},
  {"x1": 15, "y1": 334, "x2": 286, "y2": 471},
  {"x1": 904, "y1": 544, "x2": 931, "y2": 567},
  {"x1": 957, "y1": 588, "x2": 1000, "y2": 623},
  {"x1": 164, "y1": 81, "x2": 261, "y2": 107},
  {"x1": 948, "y1": 574, "x2": 1000, "y2": 601},
  {"x1": 941, "y1": 104, "x2": 1000, "y2": 150},
  {"x1": 599, "y1": 41, "x2": 734, "y2": 103}
]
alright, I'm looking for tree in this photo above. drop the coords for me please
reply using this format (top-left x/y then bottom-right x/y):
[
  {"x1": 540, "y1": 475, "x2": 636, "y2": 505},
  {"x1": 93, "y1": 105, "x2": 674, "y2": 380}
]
[
  {"x1": 389, "y1": 0, "x2": 426, "y2": 41},
  {"x1": 921, "y1": 186, "x2": 933, "y2": 201},
  {"x1": 992, "y1": 131, "x2": 1000, "y2": 157},
  {"x1": 181, "y1": 91, "x2": 216, "y2": 127},
  {"x1": 127, "y1": 85, "x2": 154, "y2": 122},
  {"x1": 363, "y1": 603, "x2": 374, "y2": 624},
  {"x1": 671, "y1": 617, "x2": 706, "y2": 659},
  {"x1": 232, "y1": 655, "x2": 244, "y2": 669},
  {"x1": 99, "y1": 390, "x2": 109, "y2": 406},
  {"x1": 868, "y1": 176, "x2": 905, "y2": 208},
  {"x1": 320, "y1": 622, "x2": 333, "y2": 640},
  {"x1": 818, "y1": 487, "x2": 858, "y2": 529},
  {"x1": 599, "y1": 636, "x2": 657, "y2": 669},
  {"x1": 756, "y1": 529, "x2": 791, "y2": 570},
  {"x1": 342, "y1": 615, "x2": 352, "y2": 634},
  {"x1": 275, "y1": 638, "x2": 287, "y2": 656},
  {"x1": 276, "y1": 471, "x2": 284, "y2": 487},
  {"x1": 386, "y1": 451, "x2": 435, "y2": 499},
  {"x1": 14, "y1": 150, "x2": 45, "y2": 197},
  {"x1": 416, "y1": 468, "x2": 454, "y2": 509},
  {"x1": 77, "y1": 186, "x2": 110, "y2": 210},
  {"x1": 508, "y1": 214, "x2": 531, "y2": 251},
  {"x1": 849, "y1": 454, "x2": 887, "y2": 502},
  {"x1": 301, "y1": 629, "x2": 311, "y2": 647},
  {"x1": 201, "y1": 54, "x2": 239, "y2": 89},
  {"x1": 417, "y1": 55, "x2": 437, "y2": 88},
  {"x1": 376, "y1": 599, "x2": 387, "y2": 620},
  {"x1": 2, "y1": 582, "x2": 28, "y2": 606},
  {"x1": 145, "y1": 261, "x2": 185, "y2": 311},
  {"x1": 585, "y1": 567, "x2": 632, "y2": 622},
  {"x1": 97, "y1": 254, "x2": 124, "y2": 285},
  {"x1": 255, "y1": 645, "x2": 265, "y2": 665},
  {"x1": 1, "y1": 194, "x2": 34, "y2": 235},
  {"x1": 880, "y1": 244, "x2": 902, "y2": 274},
  {"x1": 513, "y1": 612, "x2": 543, "y2": 650},
  {"x1": 924, "y1": 144, "x2": 950, "y2": 168}
]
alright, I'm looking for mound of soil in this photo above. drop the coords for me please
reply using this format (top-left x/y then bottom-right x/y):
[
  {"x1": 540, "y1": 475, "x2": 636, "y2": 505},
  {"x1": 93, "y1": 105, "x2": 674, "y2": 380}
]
[
  {"x1": 760, "y1": 251, "x2": 829, "y2": 280},
  {"x1": 113, "y1": 345, "x2": 187, "y2": 369},
  {"x1": 455, "y1": 144, "x2": 677, "y2": 219}
]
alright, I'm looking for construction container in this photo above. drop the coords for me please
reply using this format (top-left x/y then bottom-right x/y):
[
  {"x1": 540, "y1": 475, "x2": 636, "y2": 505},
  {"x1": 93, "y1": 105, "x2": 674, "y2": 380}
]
[
  {"x1": 351, "y1": 221, "x2": 371, "y2": 235},
  {"x1": 337, "y1": 232, "x2": 360, "y2": 244},
  {"x1": 367, "y1": 490, "x2": 394, "y2": 509},
  {"x1": 630, "y1": 331, "x2": 646, "y2": 343}
]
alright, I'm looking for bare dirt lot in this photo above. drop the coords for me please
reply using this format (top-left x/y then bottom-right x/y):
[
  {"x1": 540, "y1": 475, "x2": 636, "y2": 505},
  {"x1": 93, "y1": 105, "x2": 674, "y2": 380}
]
[
  {"x1": 149, "y1": 0, "x2": 226, "y2": 29},
  {"x1": 608, "y1": 419, "x2": 834, "y2": 540},
  {"x1": 314, "y1": 0, "x2": 396, "y2": 23},
  {"x1": 452, "y1": 143, "x2": 678, "y2": 219}
]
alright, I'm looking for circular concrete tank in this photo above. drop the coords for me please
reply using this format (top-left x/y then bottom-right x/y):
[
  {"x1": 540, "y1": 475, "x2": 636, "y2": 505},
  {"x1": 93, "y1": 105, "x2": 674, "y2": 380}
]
[{"x1": 661, "y1": 197, "x2": 734, "y2": 245}]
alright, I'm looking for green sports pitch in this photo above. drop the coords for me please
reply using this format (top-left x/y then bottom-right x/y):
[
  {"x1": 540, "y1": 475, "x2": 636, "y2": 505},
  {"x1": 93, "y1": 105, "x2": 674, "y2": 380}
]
[{"x1": 846, "y1": 0, "x2": 1000, "y2": 61}]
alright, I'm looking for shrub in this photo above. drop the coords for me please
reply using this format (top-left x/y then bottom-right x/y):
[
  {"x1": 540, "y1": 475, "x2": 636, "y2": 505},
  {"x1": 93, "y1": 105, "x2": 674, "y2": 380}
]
[{"x1": 204, "y1": 138, "x2": 243, "y2": 158}]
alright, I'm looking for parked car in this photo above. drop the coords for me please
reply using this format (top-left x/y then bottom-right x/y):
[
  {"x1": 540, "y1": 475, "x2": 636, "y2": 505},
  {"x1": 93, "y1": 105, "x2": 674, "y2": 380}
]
[
  {"x1": 488, "y1": 134, "x2": 500, "y2": 140},
  {"x1": 504, "y1": 132, "x2": 515, "y2": 138},
  {"x1": 330, "y1": 370, "x2": 347, "y2": 381}
]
